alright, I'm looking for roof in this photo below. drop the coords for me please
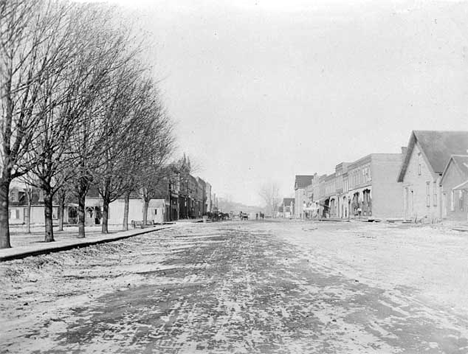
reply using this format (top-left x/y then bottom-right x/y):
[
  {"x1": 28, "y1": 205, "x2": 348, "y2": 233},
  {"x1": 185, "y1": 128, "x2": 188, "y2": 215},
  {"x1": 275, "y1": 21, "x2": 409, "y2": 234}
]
[
  {"x1": 283, "y1": 198, "x2": 294, "y2": 205},
  {"x1": 453, "y1": 180, "x2": 468, "y2": 190},
  {"x1": 398, "y1": 131, "x2": 468, "y2": 182},
  {"x1": 451, "y1": 155, "x2": 468, "y2": 177},
  {"x1": 441, "y1": 155, "x2": 468, "y2": 185},
  {"x1": 196, "y1": 177, "x2": 206, "y2": 187},
  {"x1": 294, "y1": 175, "x2": 314, "y2": 189}
]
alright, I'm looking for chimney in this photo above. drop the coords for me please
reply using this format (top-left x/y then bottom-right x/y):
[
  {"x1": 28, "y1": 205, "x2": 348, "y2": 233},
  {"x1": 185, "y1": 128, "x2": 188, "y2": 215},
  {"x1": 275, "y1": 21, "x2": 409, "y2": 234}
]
[{"x1": 401, "y1": 146, "x2": 408, "y2": 156}]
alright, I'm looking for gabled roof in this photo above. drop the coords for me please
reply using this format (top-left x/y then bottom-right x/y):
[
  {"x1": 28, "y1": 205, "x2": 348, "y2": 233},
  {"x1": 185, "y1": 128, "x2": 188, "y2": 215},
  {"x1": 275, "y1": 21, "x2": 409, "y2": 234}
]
[
  {"x1": 454, "y1": 180, "x2": 468, "y2": 191},
  {"x1": 294, "y1": 175, "x2": 314, "y2": 189},
  {"x1": 451, "y1": 155, "x2": 468, "y2": 177},
  {"x1": 398, "y1": 131, "x2": 468, "y2": 182},
  {"x1": 441, "y1": 155, "x2": 468, "y2": 185}
]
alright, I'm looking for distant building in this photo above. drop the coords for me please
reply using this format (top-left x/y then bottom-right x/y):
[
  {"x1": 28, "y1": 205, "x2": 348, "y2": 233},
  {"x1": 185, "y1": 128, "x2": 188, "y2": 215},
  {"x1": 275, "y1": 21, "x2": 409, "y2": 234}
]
[
  {"x1": 321, "y1": 173, "x2": 337, "y2": 218},
  {"x1": 8, "y1": 181, "x2": 61, "y2": 225},
  {"x1": 440, "y1": 155, "x2": 468, "y2": 221},
  {"x1": 294, "y1": 175, "x2": 314, "y2": 219},
  {"x1": 196, "y1": 177, "x2": 206, "y2": 217},
  {"x1": 334, "y1": 163, "x2": 350, "y2": 219},
  {"x1": 345, "y1": 153, "x2": 404, "y2": 220},
  {"x1": 206, "y1": 183, "x2": 212, "y2": 213},
  {"x1": 279, "y1": 198, "x2": 294, "y2": 218},
  {"x1": 398, "y1": 131, "x2": 468, "y2": 223},
  {"x1": 303, "y1": 181, "x2": 317, "y2": 219},
  {"x1": 312, "y1": 152, "x2": 404, "y2": 220}
]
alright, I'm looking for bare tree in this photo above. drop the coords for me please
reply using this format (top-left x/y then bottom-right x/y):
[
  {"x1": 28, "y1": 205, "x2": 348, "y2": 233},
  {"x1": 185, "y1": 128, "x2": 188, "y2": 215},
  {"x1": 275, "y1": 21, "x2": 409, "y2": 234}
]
[
  {"x1": 66, "y1": 4, "x2": 142, "y2": 239},
  {"x1": 55, "y1": 179, "x2": 74, "y2": 232},
  {"x1": 258, "y1": 182, "x2": 281, "y2": 217},
  {"x1": 0, "y1": 0, "x2": 171, "y2": 245},
  {"x1": 0, "y1": 0, "x2": 77, "y2": 248},
  {"x1": 23, "y1": 2, "x2": 136, "y2": 242},
  {"x1": 94, "y1": 64, "x2": 150, "y2": 233},
  {"x1": 26, "y1": 2, "x2": 91, "y2": 241},
  {"x1": 136, "y1": 97, "x2": 175, "y2": 224}
]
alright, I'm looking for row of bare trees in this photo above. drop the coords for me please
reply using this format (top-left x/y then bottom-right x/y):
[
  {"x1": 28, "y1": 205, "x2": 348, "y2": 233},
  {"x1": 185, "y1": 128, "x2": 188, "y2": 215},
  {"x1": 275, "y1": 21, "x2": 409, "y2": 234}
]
[{"x1": 0, "y1": 0, "x2": 175, "y2": 248}]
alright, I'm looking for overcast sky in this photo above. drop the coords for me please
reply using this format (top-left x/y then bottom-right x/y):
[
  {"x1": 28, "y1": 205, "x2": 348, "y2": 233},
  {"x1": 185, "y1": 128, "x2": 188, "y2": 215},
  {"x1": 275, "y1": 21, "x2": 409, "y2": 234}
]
[{"x1": 80, "y1": 0, "x2": 468, "y2": 206}]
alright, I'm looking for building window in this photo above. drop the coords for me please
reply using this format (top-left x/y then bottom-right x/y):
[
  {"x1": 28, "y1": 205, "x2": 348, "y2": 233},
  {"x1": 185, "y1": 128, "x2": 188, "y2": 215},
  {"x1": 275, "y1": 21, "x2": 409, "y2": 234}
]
[
  {"x1": 459, "y1": 191, "x2": 464, "y2": 211},
  {"x1": 433, "y1": 181, "x2": 437, "y2": 206},
  {"x1": 10, "y1": 189, "x2": 19, "y2": 202},
  {"x1": 451, "y1": 190, "x2": 455, "y2": 211},
  {"x1": 418, "y1": 153, "x2": 422, "y2": 175},
  {"x1": 426, "y1": 182, "x2": 430, "y2": 207}
]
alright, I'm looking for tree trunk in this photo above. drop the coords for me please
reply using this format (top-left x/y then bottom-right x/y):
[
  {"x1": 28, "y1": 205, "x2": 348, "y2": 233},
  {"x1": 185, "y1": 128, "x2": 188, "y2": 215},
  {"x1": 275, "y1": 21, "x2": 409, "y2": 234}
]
[
  {"x1": 58, "y1": 191, "x2": 65, "y2": 231},
  {"x1": 0, "y1": 177, "x2": 12, "y2": 249},
  {"x1": 77, "y1": 191, "x2": 86, "y2": 238},
  {"x1": 142, "y1": 199, "x2": 149, "y2": 225},
  {"x1": 123, "y1": 191, "x2": 130, "y2": 230},
  {"x1": 43, "y1": 189, "x2": 55, "y2": 242},
  {"x1": 26, "y1": 188, "x2": 32, "y2": 234},
  {"x1": 77, "y1": 181, "x2": 87, "y2": 239},
  {"x1": 102, "y1": 197, "x2": 109, "y2": 234},
  {"x1": 76, "y1": 175, "x2": 90, "y2": 238}
]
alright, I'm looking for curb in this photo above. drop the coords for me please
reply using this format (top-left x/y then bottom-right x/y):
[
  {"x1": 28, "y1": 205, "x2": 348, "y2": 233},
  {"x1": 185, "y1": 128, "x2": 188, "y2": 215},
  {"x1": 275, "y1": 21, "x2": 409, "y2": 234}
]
[{"x1": 0, "y1": 226, "x2": 172, "y2": 263}]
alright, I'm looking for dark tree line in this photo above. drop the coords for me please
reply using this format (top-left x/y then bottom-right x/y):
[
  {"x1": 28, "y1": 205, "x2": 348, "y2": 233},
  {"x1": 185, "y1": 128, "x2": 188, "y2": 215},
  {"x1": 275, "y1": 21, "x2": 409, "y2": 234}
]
[{"x1": 0, "y1": 0, "x2": 175, "y2": 248}]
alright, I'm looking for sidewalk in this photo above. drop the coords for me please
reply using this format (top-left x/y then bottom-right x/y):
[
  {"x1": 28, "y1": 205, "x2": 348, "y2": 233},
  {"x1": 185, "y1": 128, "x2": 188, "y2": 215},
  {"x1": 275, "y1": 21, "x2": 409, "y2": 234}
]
[{"x1": 0, "y1": 224, "x2": 176, "y2": 262}]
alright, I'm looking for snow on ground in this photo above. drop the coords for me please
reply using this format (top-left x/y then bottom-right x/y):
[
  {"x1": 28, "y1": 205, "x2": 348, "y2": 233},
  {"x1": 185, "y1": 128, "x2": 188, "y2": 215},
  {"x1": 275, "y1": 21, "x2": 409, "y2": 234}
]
[
  {"x1": 260, "y1": 220, "x2": 468, "y2": 318},
  {"x1": 1, "y1": 220, "x2": 468, "y2": 353}
]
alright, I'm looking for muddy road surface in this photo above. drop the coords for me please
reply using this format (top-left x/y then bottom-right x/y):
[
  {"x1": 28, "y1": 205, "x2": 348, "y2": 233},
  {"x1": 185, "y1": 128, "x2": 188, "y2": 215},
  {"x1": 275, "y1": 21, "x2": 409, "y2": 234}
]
[{"x1": 1, "y1": 221, "x2": 468, "y2": 353}]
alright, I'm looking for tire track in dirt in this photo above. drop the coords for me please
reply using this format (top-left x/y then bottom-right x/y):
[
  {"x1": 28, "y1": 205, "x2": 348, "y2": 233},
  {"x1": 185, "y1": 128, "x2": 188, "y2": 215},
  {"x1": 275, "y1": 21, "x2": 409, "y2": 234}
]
[{"x1": 3, "y1": 223, "x2": 468, "y2": 353}]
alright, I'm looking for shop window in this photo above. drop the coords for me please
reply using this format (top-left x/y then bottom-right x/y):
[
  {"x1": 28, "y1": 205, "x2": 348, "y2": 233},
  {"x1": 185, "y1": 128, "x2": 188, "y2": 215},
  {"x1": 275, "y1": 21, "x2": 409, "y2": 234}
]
[{"x1": 433, "y1": 181, "x2": 437, "y2": 206}]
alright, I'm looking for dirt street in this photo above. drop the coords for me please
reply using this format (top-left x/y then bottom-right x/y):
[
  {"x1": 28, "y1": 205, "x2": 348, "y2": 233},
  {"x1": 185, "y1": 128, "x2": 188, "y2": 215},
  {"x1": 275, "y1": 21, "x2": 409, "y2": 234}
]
[{"x1": 1, "y1": 221, "x2": 468, "y2": 353}]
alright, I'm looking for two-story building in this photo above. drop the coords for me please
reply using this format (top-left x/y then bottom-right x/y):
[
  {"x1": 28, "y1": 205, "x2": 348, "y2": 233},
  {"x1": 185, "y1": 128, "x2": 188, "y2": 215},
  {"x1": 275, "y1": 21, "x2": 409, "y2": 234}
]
[
  {"x1": 398, "y1": 131, "x2": 468, "y2": 223},
  {"x1": 196, "y1": 177, "x2": 206, "y2": 218},
  {"x1": 344, "y1": 153, "x2": 404, "y2": 220},
  {"x1": 294, "y1": 175, "x2": 314, "y2": 219},
  {"x1": 334, "y1": 163, "x2": 350, "y2": 218},
  {"x1": 322, "y1": 173, "x2": 337, "y2": 218},
  {"x1": 206, "y1": 182, "x2": 212, "y2": 213},
  {"x1": 279, "y1": 198, "x2": 294, "y2": 218}
]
